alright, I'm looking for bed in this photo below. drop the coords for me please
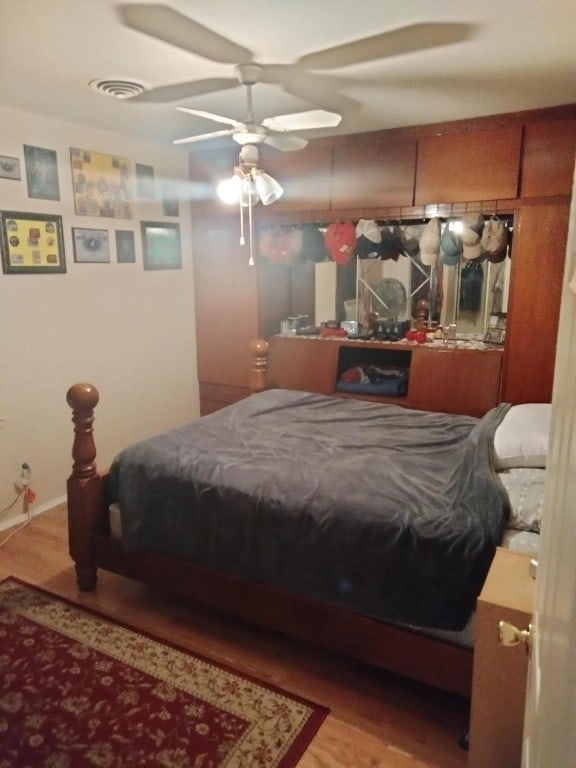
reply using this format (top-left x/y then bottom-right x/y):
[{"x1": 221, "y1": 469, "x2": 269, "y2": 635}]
[{"x1": 65, "y1": 340, "x2": 549, "y2": 699}]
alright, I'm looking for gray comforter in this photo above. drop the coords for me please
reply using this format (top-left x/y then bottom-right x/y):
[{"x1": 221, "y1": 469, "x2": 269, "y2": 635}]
[{"x1": 109, "y1": 390, "x2": 511, "y2": 630}]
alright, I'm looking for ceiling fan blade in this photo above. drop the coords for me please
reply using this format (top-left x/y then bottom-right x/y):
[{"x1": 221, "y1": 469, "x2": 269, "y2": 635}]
[
  {"x1": 297, "y1": 22, "x2": 477, "y2": 70},
  {"x1": 130, "y1": 78, "x2": 239, "y2": 104},
  {"x1": 175, "y1": 106, "x2": 241, "y2": 128},
  {"x1": 262, "y1": 110, "x2": 342, "y2": 132},
  {"x1": 261, "y1": 65, "x2": 360, "y2": 114},
  {"x1": 118, "y1": 3, "x2": 253, "y2": 64},
  {"x1": 263, "y1": 134, "x2": 309, "y2": 152},
  {"x1": 173, "y1": 129, "x2": 234, "y2": 146}
]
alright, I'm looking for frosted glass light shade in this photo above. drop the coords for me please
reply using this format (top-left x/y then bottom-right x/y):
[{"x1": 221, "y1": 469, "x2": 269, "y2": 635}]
[{"x1": 254, "y1": 171, "x2": 284, "y2": 205}]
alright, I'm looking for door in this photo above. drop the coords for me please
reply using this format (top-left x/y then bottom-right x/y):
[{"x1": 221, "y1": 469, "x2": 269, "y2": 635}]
[{"x1": 521, "y1": 164, "x2": 576, "y2": 767}]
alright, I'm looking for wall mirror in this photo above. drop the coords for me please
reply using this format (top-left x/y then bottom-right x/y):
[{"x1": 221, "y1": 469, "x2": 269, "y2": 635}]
[{"x1": 256, "y1": 215, "x2": 514, "y2": 340}]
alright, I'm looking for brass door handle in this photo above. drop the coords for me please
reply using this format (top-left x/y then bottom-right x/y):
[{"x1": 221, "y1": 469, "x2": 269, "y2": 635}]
[{"x1": 498, "y1": 620, "x2": 533, "y2": 655}]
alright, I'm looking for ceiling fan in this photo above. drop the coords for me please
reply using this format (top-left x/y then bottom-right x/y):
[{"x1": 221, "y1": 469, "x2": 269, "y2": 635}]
[
  {"x1": 173, "y1": 63, "x2": 341, "y2": 151},
  {"x1": 118, "y1": 4, "x2": 477, "y2": 145}
]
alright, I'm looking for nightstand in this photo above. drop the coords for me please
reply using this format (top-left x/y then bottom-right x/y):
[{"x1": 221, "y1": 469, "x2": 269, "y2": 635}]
[{"x1": 468, "y1": 547, "x2": 536, "y2": 768}]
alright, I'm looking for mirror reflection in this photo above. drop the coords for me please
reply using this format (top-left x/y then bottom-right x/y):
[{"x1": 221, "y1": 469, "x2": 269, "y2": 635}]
[{"x1": 257, "y1": 214, "x2": 514, "y2": 340}]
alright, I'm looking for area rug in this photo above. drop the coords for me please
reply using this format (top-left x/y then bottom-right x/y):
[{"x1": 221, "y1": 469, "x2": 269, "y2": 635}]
[{"x1": 0, "y1": 578, "x2": 328, "y2": 767}]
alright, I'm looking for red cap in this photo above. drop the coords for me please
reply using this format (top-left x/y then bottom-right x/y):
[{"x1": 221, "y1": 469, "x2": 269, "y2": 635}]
[{"x1": 324, "y1": 221, "x2": 356, "y2": 266}]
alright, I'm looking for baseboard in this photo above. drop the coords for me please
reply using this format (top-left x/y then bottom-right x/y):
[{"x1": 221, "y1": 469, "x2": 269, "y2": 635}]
[{"x1": 0, "y1": 494, "x2": 66, "y2": 532}]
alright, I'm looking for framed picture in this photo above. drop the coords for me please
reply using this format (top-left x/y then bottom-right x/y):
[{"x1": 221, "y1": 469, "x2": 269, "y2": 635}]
[
  {"x1": 115, "y1": 230, "x2": 136, "y2": 263},
  {"x1": 162, "y1": 183, "x2": 179, "y2": 217},
  {"x1": 0, "y1": 210, "x2": 66, "y2": 274},
  {"x1": 141, "y1": 221, "x2": 181, "y2": 271},
  {"x1": 136, "y1": 163, "x2": 155, "y2": 199},
  {"x1": 72, "y1": 227, "x2": 110, "y2": 263},
  {"x1": 23, "y1": 145, "x2": 60, "y2": 200},
  {"x1": 0, "y1": 155, "x2": 21, "y2": 180},
  {"x1": 70, "y1": 147, "x2": 133, "y2": 218}
]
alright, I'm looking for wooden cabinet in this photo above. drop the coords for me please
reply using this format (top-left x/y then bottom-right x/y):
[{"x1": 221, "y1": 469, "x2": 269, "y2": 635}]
[
  {"x1": 192, "y1": 219, "x2": 260, "y2": 415},
  {"x1": 265, "y1": 335, "x2": 503, "y2": 417},
  {"x1": 409, "y1": 346, "x2": 503, "y2": 417},
  {"x1": 501, "y1": 201, "x2": 569, "y2": 404},
  {"x1": 189, "y1": 106, "x2": 575, "y2": 416},
  {"x1": 266, "y1": 335, "x2": 338, "y2": 395},
  {"x1": 520, "y1": 118, "x2": 576, "y2": 198},
  {"x1": 468, "y1": 548, "x2": 535, "y2": 768},
  {"x1": 330, "y1": 137, "x2": 417, "y2": 209},
  {"x1": 415, "y1": 125, "x2": 522, "y2": 204}
]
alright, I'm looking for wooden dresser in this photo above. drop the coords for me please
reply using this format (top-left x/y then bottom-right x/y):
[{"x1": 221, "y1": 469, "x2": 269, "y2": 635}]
[{"x1": 468, "y1": 548, "x2": 536, "y2": 768}]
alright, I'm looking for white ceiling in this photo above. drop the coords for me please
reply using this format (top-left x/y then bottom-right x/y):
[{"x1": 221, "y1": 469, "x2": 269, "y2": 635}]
[{"x1": 1, "y1": 0, "x2": 575, "y2": 152}]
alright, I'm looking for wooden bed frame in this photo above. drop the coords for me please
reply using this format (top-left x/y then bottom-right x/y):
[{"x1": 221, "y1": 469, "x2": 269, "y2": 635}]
[{"x1": 66, "y1": 338, "x2": 473, "y2": 699}]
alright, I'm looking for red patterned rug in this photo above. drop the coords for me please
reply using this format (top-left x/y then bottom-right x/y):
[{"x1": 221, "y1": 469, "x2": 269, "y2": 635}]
[{"x1": 0, "y1": 578, "x2": 328, "y2": 767}]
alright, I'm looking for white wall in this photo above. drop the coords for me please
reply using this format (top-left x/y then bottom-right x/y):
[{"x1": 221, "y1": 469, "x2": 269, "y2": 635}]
[{"x1": 0, "y1": 106, "x2": 199, "y2": 528}]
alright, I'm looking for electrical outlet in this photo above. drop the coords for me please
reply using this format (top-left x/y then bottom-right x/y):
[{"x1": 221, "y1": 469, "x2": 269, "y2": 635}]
[{"x1": 20, "y1": 462, "x2": 31, "y2": 487}]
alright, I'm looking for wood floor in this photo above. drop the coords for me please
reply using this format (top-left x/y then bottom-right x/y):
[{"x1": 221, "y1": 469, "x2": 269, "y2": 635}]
[{"x1": 1, "y1": 504, "x2": 470, "y2": 767}]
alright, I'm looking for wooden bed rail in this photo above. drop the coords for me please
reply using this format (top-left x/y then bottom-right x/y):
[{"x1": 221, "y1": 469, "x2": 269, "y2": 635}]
[{"x1": 66, "y1": 382, "x2": 104, "y2": 590}]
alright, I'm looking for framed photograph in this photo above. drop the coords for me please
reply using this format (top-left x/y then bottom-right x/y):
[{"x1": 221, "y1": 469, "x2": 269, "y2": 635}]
[
  {"x1": 136, "y1": 163, "x2": 155, "y2": 199},
  {"x1": 162, "y1": 183, "x2": 179, "y2": 217},
  {"x1": 115, "y1": 230, "x2": 136, "y2": 263},
  {"x1": 0, "y1": 210, "x2": 66, "y2": 274},
  {"x1": 72, "y1": 227, "x2": 110, "y2": 263},
  {"x1": 70, "y1": 147, "x2": 133, "y2": 218},
  {"x1": 0, "y1": 155, "x2": 21, "y2": 180},
  {"x1": 141, "y1": 221, "x2": 181, "y2": 271},
  {"x1": 23, "y1": 145, "x2": 60, "y2": 200}
]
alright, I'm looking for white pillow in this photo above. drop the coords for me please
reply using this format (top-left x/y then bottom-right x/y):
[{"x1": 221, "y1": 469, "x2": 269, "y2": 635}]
[{"x1": 493, "y1": 403, "x2": 551, "y2": 469}]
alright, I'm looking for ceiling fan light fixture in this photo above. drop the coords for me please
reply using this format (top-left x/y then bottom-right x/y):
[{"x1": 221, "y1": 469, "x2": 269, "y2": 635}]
[
  {"x1": 234, "y1": 127, "x2": 266, "y2": 145},
  {"x1": 217, "y1": 169, "x2": 260, "y2": 207},
  {"x1": 254, "y1": 170, "x2": 284, "y2": 206},
  {"x1": 216, "y1": 175, "x2": 243, "y2": 205}
]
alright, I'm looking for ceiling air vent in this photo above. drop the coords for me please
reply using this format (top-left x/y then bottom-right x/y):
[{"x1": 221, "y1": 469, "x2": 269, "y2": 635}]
[{"x1": 89, "y1": 79, "x2": 147, "y2": 99}]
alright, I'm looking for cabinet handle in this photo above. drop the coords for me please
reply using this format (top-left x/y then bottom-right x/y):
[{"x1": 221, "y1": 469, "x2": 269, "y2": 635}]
[{"x1": 498, "y1": 620, "x2": 533, "y2": 656}]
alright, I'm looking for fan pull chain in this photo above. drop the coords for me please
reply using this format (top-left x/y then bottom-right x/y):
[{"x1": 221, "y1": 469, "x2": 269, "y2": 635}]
[
  {"x1": 239, "y1": 195, "x2": 245, "y2": 246},
  {"x1": 248, "y1": 183, "x2": 255, "y2": 266}
]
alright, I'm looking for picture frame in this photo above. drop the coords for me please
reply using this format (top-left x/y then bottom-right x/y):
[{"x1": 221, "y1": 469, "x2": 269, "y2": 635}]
[
  {"x1": 23, "y1": 145, "x2": 60, "y2": 200},
  {"x1": 136, "y1": 163, "x2": 155, "y2": 199},
  {"x1": 0, "y1": 210, "x2": 66, "y2": 274},
  {"x1": 115, "y1": 230, "x2": 136, "y2": 263},
  {"x1": 70, "y1": 147, "x2": 133, "y2": 218},
  {"x1": 0, "y1": 155, "x2": 21, "y2": 181},
  {"x1": 162, "y1": 183, "x2": 179, "y2": 217},
  {"x1": 141, "y1": 221, "x2": 181, "y2": 271},
  {"x1": 72, "y1": 227, "x2": 110, "y2": 263}
]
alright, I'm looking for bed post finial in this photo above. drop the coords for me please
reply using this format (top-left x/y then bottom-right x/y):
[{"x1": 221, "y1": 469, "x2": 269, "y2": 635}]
[
  {"x1": 250, "y1": 338, "x2": 269, "y2": 393},
  {"x1": 67, "y1": 383, "x2": 100, "y2": 479}
]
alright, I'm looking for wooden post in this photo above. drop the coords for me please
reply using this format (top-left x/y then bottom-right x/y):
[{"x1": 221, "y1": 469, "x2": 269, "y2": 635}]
[
  {"x1": 250, "y1": 338, "x2": 269, "y2": 393},
  {"x1": 66, "y1": 382, "x2": 103, "y2": 590}
]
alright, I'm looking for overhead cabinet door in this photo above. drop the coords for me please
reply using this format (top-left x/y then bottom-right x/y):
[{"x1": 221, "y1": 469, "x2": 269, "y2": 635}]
[
  {"x1": 330, "y1": 138, "x2": 417, "y2": 209},
  {"x1": 415, "y1": 124, "x2": 522, "y2": 204}
]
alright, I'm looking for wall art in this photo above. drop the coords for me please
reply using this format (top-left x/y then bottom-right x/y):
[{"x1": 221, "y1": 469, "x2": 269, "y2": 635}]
[
  {"x1": 141, "y1": 221, "x2": 181, "y2": 270},
  {"x1": 0, "y1": 210, "x2": 66, "y2": 274},
  {"x1": 72, "y1": 227, "x2": 110, "y2": 263},
  {"x1": 70, "y1": 147, "x2": 133, "y2": 218},
  {"x1": 0, "y1": 155, "x2": 21, "y2": 181},
  {"x1": 23, "y1": 145, "x2": 60, "y2": 200},
  {"x1": 161, "y1": 182, "x2": 179, "y2": 216},
  {"x1": 135, "y1": 163, "x2": 155, "y2": 199},
  {"x1": 115, "y1": 230, "x2": 136, "y2": 263}
]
